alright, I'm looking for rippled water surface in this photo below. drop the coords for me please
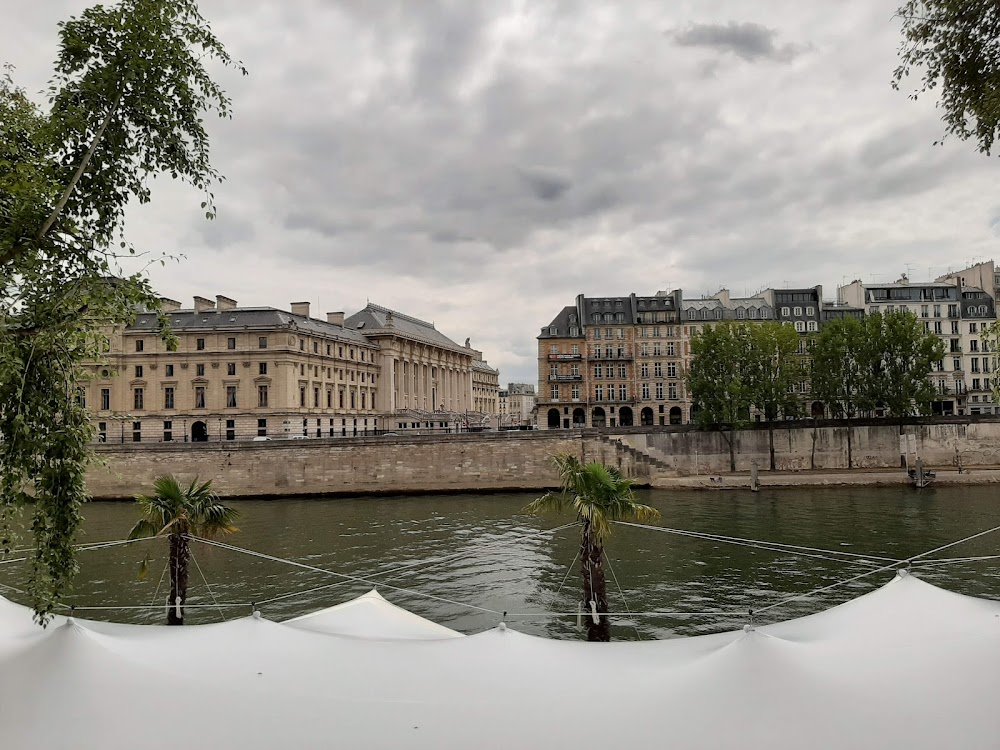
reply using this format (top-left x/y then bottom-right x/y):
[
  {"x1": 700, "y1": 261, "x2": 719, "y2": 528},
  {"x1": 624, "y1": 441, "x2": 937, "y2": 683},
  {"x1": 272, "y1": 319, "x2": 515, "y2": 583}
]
[{"x1": 3, "y1": 486, "x2": 999, "y2": 639}]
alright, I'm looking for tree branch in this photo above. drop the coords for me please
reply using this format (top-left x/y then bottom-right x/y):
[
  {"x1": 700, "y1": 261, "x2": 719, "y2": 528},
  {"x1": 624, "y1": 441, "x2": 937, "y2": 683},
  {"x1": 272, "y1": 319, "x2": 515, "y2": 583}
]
[{"x1": 36, "y1": 87, "x2": 126, "y2": 243}]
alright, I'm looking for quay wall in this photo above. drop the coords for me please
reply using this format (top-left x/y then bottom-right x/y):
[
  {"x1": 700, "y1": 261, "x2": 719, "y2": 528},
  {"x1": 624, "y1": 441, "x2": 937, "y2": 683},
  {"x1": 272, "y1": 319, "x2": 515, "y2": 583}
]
[{"x1": 85, "y1": 421, "x2": 1000, "y2": 498}]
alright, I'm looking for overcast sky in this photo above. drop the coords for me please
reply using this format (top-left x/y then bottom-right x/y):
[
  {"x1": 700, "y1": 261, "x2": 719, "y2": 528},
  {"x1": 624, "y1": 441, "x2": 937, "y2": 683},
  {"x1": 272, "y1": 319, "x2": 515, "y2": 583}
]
[{"x1": 6, "y1": 1, "x2": 999, "y2": 384}]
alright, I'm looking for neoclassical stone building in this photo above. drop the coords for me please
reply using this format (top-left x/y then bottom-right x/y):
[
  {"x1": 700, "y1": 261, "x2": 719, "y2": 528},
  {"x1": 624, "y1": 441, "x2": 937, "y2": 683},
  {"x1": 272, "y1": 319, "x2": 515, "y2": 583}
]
[
  {"x1": 345, "y1": 303, "x2": 499, "y2": 431},
  {"x1": 84, "y1": 296, "x2": 499, "y2": 442}
]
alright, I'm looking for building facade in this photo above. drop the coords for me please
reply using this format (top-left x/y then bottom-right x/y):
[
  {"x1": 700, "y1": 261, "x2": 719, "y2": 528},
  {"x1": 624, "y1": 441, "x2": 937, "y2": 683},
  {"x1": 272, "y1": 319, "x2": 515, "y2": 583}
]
[
  {"x1": 537, "y1": 291, "x2": 686, "y2": 430},
  {"x1": 86, "y1": 296, "x2": 499, "y2": 442},
  {"x1": 504, "y1": 383, "x2": 536, "y2": 428}
]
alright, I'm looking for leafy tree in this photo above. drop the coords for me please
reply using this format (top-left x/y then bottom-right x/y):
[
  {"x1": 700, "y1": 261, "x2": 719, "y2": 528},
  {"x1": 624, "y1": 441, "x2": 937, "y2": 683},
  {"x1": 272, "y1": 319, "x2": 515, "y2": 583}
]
[
  {"x1": 811, "y1": 316, "x2": 870, "y2": 467},
  {"x1": 128, "y1": 476, "x2": 238, "y2": 625},
  {"x1": 686, "y1": 322, "x2": 756, "y2": 471},
  {"x1": 524, "y1": 455, "x2": 659, "y2": 642},
  {"x1": 864, "y1": 311, "x2": 945, "y2": 420},
  {"x1": 894, "y1": 1, "x2": 1000, "y2": 155},
  {"x1": 747, "y1": 322, "x2": 804, "y2": 471},
  {"x1": 0, "y1": 0, "x2": 243, "y2": 620}
]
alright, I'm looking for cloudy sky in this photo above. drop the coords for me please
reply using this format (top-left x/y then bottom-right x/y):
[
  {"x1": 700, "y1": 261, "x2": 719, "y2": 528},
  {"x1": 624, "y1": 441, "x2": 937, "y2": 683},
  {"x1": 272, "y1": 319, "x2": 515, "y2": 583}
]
[{"x1": 6, "y1": 1, "x2": 999, "y2": 384}]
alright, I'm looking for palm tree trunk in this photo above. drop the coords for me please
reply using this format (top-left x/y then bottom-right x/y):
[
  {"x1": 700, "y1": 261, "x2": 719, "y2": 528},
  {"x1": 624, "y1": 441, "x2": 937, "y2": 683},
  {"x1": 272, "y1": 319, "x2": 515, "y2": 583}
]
[
  {"x1": 167, "y1": 532, "x2": 190, "y2": 626},
  {"x1": 579, "y1": 525, "x2": 610, "y2": 642}
]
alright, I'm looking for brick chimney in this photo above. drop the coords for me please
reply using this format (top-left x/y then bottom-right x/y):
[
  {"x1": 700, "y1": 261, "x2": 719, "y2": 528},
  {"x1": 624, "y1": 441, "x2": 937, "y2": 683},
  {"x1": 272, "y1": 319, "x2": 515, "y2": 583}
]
[
  {"x1": 216, "y1": 295, "x2": 238, "y2": 310},
  {"x1": 327, "y1": 311, "x2": 344, "y2": 326},
  {"x1": 159, "y1": 297, "x2": 182, "y2": 313},
  {"x1": 290, "y1": 302, "x2": 310, "y2": 318},
  {"x1": 193, "y1": 296, "x2": 215, "y2": 313}
]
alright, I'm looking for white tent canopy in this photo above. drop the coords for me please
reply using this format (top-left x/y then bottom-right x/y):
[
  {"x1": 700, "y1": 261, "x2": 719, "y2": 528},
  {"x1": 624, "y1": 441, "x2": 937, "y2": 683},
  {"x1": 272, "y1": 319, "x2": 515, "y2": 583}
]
[
  {"x1": 0, "y1": 571, "x2": 997, "y2": 749},
  {"x1": 284, "y1": 588, "x2": 463, "y2": 639}
]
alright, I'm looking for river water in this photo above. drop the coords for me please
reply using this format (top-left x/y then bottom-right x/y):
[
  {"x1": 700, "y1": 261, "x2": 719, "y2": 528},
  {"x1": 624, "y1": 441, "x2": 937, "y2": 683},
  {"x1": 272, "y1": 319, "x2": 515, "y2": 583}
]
[{"x1": 3, "y1": 486, "x2": 998, "y2": 640}]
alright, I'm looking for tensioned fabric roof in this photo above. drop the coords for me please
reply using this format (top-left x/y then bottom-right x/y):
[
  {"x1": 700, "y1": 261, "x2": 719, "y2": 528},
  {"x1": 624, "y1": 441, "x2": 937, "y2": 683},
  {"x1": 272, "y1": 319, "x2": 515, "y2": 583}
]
[{"x1": 0, "y1": 572, "x2": 997, "y2": 749}]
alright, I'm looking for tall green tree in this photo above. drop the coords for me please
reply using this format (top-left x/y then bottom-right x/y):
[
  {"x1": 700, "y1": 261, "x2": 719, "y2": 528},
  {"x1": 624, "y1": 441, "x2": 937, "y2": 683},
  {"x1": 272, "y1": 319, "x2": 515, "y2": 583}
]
[
  {"x1": 864, "y1": 311, "x2": 945, "y2": 420},
  {"x1": 894, "y1": 1, "x2": 1000, "y2": 155},
  {"x1": 0, "y1": 0, "x2": 244, "y2": 620},
  {"x1": 524, "y1": 455, "x2": 659, "y2": 642},
  {"x1": 128, "y1": 476, "x2": 238, "y2": 625},
  {"x1": 811, "y1": 316, "x2": 870, "y2": 468},
  {"x1": 686, "y1": 322, "x2": 756, "y2": 472},
  {"x1": 747, "y1": 322, "x2": 804, "y2": 471}
]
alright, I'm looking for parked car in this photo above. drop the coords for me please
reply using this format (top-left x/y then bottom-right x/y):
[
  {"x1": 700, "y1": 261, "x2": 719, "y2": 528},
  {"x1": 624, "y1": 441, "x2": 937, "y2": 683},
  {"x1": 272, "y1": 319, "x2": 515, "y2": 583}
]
[
  {"x1": 251, "y1": 436, "x2": 271, "y2": 442},
  {"x1": 380, "y1": 432, "x2": 400, "y2": 437},
  {"x1": 288, "y1": 434, "x2": 309, "y2": 440}
]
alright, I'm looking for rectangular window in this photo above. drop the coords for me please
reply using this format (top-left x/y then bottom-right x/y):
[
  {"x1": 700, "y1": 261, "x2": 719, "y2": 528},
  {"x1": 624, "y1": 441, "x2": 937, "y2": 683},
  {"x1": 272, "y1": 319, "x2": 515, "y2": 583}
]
[
  {"x1": 257, "y1": 418, "x2": 267, "y2": 437},
  {"x1": 259, "y1": 337, "x2": 268, "y2": 349},
  {"x1": 971, "y1": 339, "x2": 980, "y2": 352},
  {"x1": 135, "y1": 339, "x2": 144, "y2": 352},
  {"x1": 951, "y1": 321, "x2": 960, "y2": 335},
  {"x1": 668, "y1": 384, "x2": 678, "y2": 400},
  {"x1": 571, "y1": 385, "x2": 580, "y2": 400},
  {"x1": 594, "y1": 364, "x2": 603, "y2": 378},
  {"x1": 666, "y1": 342, "x2": 675, "y2": 356},
  {"x1": 972, "y1": 359, "x2": 981, "y2": 373},
  {"x1": 641, "y1": 363, "x2": 649, "y2": 377},
  {"x1": 98, "y1": 422, "x2": 107, "y2": 443},
  {"x1": 339, "y1": 390, "x2": 344, "y2": 408},
  {"x1": 101, "y1": 388, "x2": 110, "y2": 411},
  {"x1": 954, "y1": 357, "x2": 962, "y2": 371},
  {"x1": 949, "y1": 304, "x2": 959, "y2": 318},
  {"x1": 132, "y1": 421, "x2": 141, "y2": 443},
  {"x1": 666, "y1": 362, "x2": 677, "y2": 378},
  {"x1": 933, "y1": 305, "x2": 941, "y2": 317},
  {"x1": 300, "y1": 387, "x2": 306, "y2": 407},
  {"x1": 550, "y1": 364, "x2": 558, "y2": 377},
  {"x1": 226, "y1": 386, "x2": 237, "y2": 408},
  {"x1": 642, "y1": 383, "x2": 650, "y2": 399},
  {"x1": 165, "y1": 364, "x2": 174, "y2": 377},
  {"x1": 258, "y1": 385, "x2": 268, "y2": 407},
  {"x1": 921, "y1": 305, "x2": 929, "y2": 318},
  {"x1": 164, "y1": 387, "x2": 174, "y2": 410},
  {"x1": 618, "y1": 364, "x2": 627, "y2": 378},
  {"x1": 595, "y1": 385, "x2": 603, "y2": 401},
  {"x1": 227, "y1": 337, "x2": 236, "y2": 350},
  {"x1": 618, "y1": 384, "x2": 627, "y2": 400},
  {"x1": 314, "y1": 388, "x2": 320, "y2": 407},
  {"x1": 326, "y1": 390, "x2": 332, "y2": 408},
  {"x1": 653, "y1": 343, "x2": 662, "y2": 356},
  {"x1": 134, "y1": 365, "x2": 143, "y2": 378},
  {"x1": 551, "y1": 385, "x2": 559, "y2": 400},
  {"x1": 133, "y1": 388, "x2": 144, "y2": 410},
  {"x1": 195, "y1": 386, "x2": 205, "y2": 409},
  {"x1": 163, "y1": 420, "x2": 172, "y2": 442},
  {"x1": 934, "y1": 321, "x2": 942, "y2": 335},
  {"x1": 225, "y1": 419, "x2": 235, "y2": 441},
  {"x1": 655, "y1": 383, "x2": 664, "y2": 400},
  {"x1": 313, "y1": 341, "x2": 319, "y2": 353},
  {"x1": 970, "y1": 322, "x2": 979, "y2": 333},
  {"x1": 196, "y1": 338, "x2": 205, "y2": 350},
  {"x1": 299, "y1": 339, "x2": 305, "y2": 351},
  {"x1": 807, "y1": 321, "x2": 818, "y2": 332},
  {"x1": 654, "y1": 362, "x2": 662, "y2": 377},
  {"x1": 227, "y1": 362, "x2": 236, "y2": 376},
  {"x1": 259, "y1": 362, "x2": 267, "y2": 375},
  {"x1": 196, "y1": 363, "x2": 205, "y2": 377}
]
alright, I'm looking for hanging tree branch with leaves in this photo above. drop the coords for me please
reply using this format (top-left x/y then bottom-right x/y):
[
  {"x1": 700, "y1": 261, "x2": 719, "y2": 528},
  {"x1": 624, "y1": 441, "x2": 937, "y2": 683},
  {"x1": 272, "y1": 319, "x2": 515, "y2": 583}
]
[{"x1": 0, "y1": 0, "x2": 245, "y2": 622}]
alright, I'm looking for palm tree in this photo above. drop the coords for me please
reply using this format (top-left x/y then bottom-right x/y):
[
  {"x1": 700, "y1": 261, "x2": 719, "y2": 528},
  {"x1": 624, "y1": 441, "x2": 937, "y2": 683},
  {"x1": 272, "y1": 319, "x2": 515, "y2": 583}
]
[
  {"x1": 525, "y1": 454, "x2": 660, "y2": 642},
  {"x1": 128, "y1": 475, "x2": 238, "y2": 625}
]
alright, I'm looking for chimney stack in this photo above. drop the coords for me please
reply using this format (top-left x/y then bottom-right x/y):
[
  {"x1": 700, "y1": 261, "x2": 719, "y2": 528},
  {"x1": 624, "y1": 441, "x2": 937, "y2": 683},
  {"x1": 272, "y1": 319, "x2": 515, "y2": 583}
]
[
  {"x1": 327, "y1": 311, "x2": 344, "y2": 326},
  {"x1": 160, "y1": 297, "x2": 182, "y2": 313},
  {"x1": 290, "y1": 302, "x2": 310, "y2": 318},
  {"x1": 193, "y1": 296, "x2": 215, "y2": 313},
  {"x1": 216, "y1": 295, "x2": 238, "y2": 310}
]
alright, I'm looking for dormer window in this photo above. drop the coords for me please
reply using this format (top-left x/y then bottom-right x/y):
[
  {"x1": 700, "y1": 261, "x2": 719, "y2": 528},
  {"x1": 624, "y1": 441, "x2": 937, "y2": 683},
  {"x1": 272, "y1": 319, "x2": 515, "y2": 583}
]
[{"x1": 549, "y1": 326, "x2": 557, "y2": 335}]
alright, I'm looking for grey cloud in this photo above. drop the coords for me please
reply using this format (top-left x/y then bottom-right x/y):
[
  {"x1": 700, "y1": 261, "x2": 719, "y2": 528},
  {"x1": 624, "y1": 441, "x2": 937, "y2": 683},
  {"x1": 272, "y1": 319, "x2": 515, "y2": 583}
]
[
  {"x1": 519, "y1": 166, "x2": 573, "y2": 202},
  {"x1": 671, "y1": 21, "x2": 806, "y2": 62}
]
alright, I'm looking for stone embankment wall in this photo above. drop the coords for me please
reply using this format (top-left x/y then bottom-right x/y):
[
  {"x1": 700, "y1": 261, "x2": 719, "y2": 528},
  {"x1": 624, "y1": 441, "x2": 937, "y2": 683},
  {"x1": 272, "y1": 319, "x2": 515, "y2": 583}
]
[
  {"x1": 86, "y1": 431, "x2": 644, "y2": 499},
  {"x1": 86, "y1": 420, "x2": 1000, "y2": 499},
  {"x1": 616, "y1": 420, "x2": 1000, "y2": 473}
]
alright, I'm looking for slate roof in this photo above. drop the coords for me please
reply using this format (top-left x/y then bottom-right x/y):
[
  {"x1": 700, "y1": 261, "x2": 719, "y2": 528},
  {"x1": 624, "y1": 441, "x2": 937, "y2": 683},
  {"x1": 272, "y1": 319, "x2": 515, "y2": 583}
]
[
  {"x1": 538, "y1": 306, "x2": 580, "y2": 338},
  {"x1": 128, "y1": 308, "x2": 374, "y2": 346},
  {"x1": 472, "y1": 359, "x2": 497, "y2": 374},
  {"x1": 345, "y1": 303, "x2": 469, "y2": 354}
]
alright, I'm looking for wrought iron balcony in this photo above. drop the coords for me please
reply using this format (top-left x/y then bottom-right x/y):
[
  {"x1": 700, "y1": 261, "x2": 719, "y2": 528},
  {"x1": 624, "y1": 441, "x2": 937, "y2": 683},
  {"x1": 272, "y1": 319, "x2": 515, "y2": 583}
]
[
  {"x1": 590, "y1": 350, "x2": 634, "y2": 360},
  {"x1": 548, "y1": 374, "x2": 583, "y2": 382},
  {"x1": 547, "y1": 353, "x2": 582, "y2": 361}
]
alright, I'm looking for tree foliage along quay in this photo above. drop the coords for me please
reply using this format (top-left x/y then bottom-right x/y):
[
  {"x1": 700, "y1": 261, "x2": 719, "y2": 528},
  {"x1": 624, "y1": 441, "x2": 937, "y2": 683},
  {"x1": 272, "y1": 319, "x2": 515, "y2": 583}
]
[
  {"x1": 687, "y1": 312, "x2": 945, "y2": 472},
  {"x1": 894, "y1": 0, "x2": 1000, "y2": 156},
  {"x1": 0, "y1": 0, "x2": 243, "y2": 621}
]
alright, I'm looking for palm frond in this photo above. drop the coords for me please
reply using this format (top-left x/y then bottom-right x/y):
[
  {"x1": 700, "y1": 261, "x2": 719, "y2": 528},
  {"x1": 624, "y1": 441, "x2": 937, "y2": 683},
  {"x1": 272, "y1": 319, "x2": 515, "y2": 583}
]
[{"x1": 127, "y1": 517, "x2": 161, "y2": 541}]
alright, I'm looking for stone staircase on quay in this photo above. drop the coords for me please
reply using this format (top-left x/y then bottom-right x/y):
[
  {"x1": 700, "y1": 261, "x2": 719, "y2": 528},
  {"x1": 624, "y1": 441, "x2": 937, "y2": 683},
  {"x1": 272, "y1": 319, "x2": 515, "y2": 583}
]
[{"x1": 596, "y1": 434, "x2": 673, "y2": 478}]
